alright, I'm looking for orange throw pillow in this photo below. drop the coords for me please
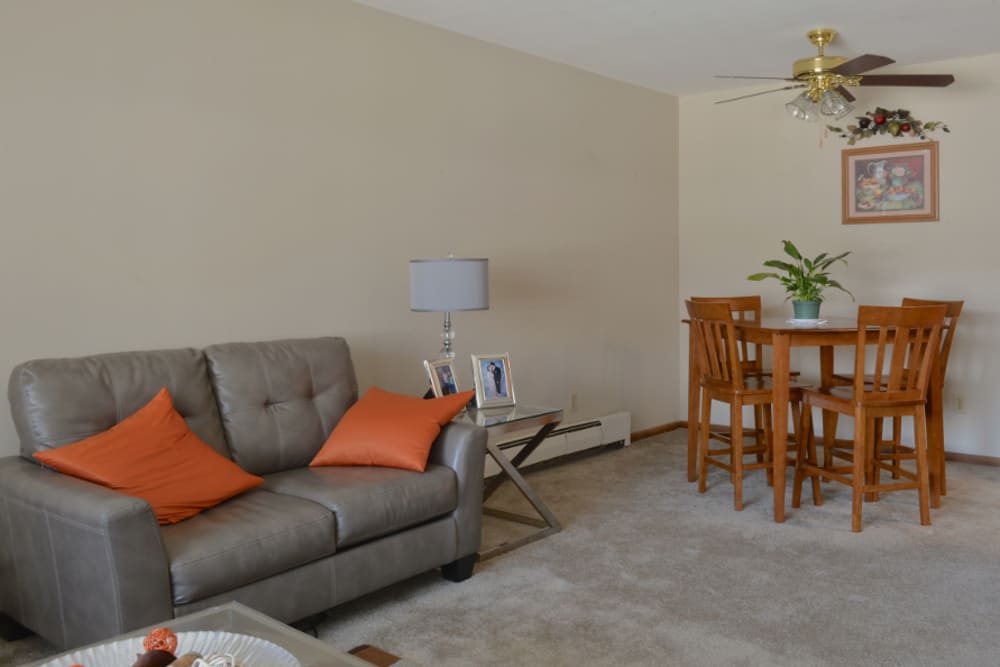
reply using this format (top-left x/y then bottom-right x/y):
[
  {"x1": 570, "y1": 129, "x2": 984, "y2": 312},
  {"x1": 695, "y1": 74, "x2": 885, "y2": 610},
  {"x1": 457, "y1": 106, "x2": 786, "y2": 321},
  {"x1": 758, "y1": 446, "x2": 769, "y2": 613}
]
[
  {"x1": 33, "y1": 388, "x2": 263, "y2": 524},
  {"x1": 310, "y1": 386, "x2": 474, "y2": 472}
]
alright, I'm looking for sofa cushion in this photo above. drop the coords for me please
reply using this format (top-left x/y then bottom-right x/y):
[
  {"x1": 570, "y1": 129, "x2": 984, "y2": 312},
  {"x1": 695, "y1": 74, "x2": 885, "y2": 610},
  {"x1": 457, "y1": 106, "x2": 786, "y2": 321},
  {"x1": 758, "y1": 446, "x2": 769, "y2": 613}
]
[
  {"x1": 263, "y1": 464, "x2": 457, "y2": 548},
  {"x1": 203, "y1": 338, "x2": 358, "y2": 475},
  {"x1": 161, "y1": 489, "x2": 336, "y2": 605},
  {"x1": 8, "y1": 347, "x2": 230, "y2": 459},
  {"x1": 310, "y1": 387, "x2": 475, "y2": 472},
  {"x1": 33, "y1": 388, "x2": 264, "y2": 524}
]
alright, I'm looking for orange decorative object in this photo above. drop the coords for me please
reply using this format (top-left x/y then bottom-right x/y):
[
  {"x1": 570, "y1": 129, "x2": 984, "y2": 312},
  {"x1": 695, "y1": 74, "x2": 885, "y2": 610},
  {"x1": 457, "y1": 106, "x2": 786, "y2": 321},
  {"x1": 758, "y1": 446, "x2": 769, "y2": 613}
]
[{"x1": 142, "y1": 627, "x2": 178, "y2": 654}]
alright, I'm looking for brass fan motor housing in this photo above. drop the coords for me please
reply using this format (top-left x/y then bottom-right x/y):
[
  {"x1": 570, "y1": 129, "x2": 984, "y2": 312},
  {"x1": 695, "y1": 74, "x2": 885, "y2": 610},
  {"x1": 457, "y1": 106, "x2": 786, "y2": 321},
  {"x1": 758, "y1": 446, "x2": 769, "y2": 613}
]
[
  {"x1": 793, "y1": 54, "x2": 848, "y2": 79},
  {"x1": 792, "y1": 29, "x2": 847, "y2": 79}
]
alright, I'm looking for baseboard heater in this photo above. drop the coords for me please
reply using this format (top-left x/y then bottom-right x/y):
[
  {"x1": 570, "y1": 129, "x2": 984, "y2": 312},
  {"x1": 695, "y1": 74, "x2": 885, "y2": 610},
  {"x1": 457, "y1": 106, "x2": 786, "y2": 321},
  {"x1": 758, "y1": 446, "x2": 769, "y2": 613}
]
[{"x1": 483, "y1": 411, "x2": 631, "y2": 477}]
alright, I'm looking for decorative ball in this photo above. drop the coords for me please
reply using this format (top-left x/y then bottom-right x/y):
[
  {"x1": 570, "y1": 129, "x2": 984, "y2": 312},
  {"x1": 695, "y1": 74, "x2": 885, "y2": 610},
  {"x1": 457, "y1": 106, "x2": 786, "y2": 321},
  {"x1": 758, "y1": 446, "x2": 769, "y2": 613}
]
[
  {"x1": 873, "y1": 114, "x2": 886, "y2": 125},
  {"x1": 900, "y1": 122, "x2": 912, "y2": 132}
]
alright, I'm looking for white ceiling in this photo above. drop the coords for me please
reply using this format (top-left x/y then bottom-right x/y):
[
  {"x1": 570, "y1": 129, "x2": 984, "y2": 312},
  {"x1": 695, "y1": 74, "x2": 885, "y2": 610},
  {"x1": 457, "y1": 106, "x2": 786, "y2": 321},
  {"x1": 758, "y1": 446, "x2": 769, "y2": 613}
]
[{"x1": 353, "y1": 0, "x2": 1000, "y2": 95}]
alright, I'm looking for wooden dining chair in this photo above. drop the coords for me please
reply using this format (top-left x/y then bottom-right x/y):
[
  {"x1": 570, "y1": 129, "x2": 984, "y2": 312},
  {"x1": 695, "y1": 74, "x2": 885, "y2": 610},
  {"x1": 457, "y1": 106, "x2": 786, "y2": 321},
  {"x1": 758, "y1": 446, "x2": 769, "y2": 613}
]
[
  {"x1": 686, "y1": 300, "x2": 807, "y2": 510},
  {"x1": 689, "y1": 296, "x2": 800, "y2": 464},
  {"x1": 792, "y1": 304, "x2": 946, "y2": 532},
  {"x1": 824, "y1": 298, "x2": 963, "y2": 499}
]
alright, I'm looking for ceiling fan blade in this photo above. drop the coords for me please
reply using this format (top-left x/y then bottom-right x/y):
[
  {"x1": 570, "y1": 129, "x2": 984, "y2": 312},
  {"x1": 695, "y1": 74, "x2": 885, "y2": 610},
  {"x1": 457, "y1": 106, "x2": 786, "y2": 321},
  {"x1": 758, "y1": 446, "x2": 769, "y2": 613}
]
[
  {"x1": 715, "y1": 75, "x2": 798, "y2": 81},
  {"x1": 859, "y1": 74, "x2": 956, "y2": 87},
  {"x1": 835, "y1": 85, "x2": 856, "y2": 103},
  {"x1": 714, "y1": 84, "x2": 806, "y2": 104},
  {"x1": 832, "y1": 54, "x2": 895, "y2": 76}
]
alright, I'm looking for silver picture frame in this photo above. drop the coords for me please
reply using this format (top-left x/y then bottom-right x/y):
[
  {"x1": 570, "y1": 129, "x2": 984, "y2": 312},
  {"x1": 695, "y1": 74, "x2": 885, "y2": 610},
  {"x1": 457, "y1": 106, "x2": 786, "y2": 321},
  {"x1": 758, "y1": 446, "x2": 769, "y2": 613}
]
[{"x1": 471, "y1": 353, "x2": 516, "y2": 408}]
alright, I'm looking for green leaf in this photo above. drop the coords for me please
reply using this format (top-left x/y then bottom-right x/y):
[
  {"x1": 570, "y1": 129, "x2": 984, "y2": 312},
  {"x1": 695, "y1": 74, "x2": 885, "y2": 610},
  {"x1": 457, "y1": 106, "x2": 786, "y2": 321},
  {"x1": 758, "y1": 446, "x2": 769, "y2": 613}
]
[
  {"x1": 827, "y1": 125, "x2": 843, "y2": 133},
  {"x1": 826, "y1": 279, "x2": 855, "y2": 300},
  {"x1": 782, "y1": 240, "x2": 802, "y2": 260},
  {"x1": 747, "y1": 272, "x2": 779, "y2": 281},
  {"x1": 762, "y1": 259, "x2": 796, "y2": 272},
  {"x1": 816, "y1": 251, "x2": 850, "y2": 269}
]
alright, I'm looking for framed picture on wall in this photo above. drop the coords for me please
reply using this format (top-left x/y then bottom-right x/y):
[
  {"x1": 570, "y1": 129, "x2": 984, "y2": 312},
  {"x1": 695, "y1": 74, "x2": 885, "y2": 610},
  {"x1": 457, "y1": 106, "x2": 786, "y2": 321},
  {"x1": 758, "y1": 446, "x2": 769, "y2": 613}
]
[
  {"x1": 841, "y1": 141, "x2": 939, "y2": 224},
  {"x1": 424, "y1": 358, "x2": 461, "y2": 397},
  {"x1": 471, "y1": 353, "x2": 516, "y2": 408}
]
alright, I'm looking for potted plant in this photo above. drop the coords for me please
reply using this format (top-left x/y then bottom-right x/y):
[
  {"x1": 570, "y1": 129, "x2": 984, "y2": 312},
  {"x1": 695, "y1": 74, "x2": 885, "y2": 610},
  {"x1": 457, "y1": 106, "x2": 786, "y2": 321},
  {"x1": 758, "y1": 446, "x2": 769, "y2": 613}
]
[{"x1": 747, "y1": 240, "x2": 853, "y2": 319}]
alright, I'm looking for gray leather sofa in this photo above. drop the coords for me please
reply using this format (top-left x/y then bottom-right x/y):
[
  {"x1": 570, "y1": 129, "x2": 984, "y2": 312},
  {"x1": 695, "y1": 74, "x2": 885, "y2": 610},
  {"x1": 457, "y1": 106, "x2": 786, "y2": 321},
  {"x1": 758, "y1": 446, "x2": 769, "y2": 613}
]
[{"x1": 0, "y1": 337, "x2": 487, "y2": 649}]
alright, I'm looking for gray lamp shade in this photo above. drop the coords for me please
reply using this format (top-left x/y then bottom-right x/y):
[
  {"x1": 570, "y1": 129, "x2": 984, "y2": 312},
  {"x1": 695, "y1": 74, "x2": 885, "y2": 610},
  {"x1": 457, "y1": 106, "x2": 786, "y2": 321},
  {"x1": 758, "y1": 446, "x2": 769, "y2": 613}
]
[{"x1": 410, "y1": 258, "x2": 489, "y2": 312}]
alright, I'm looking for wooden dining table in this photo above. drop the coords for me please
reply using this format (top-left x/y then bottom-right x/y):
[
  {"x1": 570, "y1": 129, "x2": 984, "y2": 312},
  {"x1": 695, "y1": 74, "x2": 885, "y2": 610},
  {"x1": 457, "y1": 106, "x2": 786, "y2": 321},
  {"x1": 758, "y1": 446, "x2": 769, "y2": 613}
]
[{"x1": 685, "y1": 315, "x2": 947, "y2": 523}]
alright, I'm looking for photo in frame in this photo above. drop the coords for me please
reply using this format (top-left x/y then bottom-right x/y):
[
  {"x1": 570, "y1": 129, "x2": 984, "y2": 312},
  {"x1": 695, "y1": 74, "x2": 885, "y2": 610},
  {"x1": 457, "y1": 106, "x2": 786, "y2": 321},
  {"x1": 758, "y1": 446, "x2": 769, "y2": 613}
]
[
  {"x1": 842, "y1": 141, "x2": 939, "y2": 224},
  {"x1": 423, "y1": 358, "x2": 461, "y2": 397},
  {"x1": 471, "y1": 353, "x2": 516, "y2": 408}
]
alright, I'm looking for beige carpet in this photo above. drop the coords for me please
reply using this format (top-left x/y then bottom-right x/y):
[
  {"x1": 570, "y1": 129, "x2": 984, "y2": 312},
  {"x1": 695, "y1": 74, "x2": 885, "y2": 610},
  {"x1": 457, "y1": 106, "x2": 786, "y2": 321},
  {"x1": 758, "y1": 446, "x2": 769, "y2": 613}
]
[{"x1": 5, "y1": 432, "x2": 1000, "y2": 666}]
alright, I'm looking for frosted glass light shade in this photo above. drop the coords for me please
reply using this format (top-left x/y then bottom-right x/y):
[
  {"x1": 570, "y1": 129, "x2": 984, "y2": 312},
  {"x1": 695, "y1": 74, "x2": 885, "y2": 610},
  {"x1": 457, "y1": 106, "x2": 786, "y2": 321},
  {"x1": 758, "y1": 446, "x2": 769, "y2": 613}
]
[
  {"x1": 785, "y1": 91, "x2": 820, "y2": 122},
  {"x1": 820, "y1": 89, "x2": 854, "y2": 119}
]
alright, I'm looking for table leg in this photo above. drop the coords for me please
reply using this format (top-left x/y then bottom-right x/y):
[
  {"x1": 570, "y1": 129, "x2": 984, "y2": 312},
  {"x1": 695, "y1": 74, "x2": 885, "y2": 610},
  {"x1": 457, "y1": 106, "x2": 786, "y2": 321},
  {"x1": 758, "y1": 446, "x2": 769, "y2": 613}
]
[
  {"x1": 927, "y1": 367, "x2": 945, "y2": 507},
  {"x1": 771, "y1": 333, "x2": 790, "y2": 523},
  {"x1": 483, "y1": 422, "x2": 557, "y2": 501},
  {"x1": 481, "y1": 439, "x2": 562, "y2": 560},
  {"x1": 480, "y1": 421, "x2": 562, "y2": 560},
  {"x1": 819, "y1": 346, "x2": 837, "y2": 474},
  {"x1": 687, "y1": 323, "x2": 700, "y2": 482}
]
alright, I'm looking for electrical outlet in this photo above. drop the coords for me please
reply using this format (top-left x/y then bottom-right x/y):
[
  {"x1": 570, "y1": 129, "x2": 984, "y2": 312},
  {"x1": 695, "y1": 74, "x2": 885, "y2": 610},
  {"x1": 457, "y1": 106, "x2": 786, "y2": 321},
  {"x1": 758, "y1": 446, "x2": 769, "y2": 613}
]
[
  {"x1": 954, "y1": 393, "x2": 966, "y2": 414},
  {"x1": 570, "y1": 392, "x2": 578, "y2": 412}
]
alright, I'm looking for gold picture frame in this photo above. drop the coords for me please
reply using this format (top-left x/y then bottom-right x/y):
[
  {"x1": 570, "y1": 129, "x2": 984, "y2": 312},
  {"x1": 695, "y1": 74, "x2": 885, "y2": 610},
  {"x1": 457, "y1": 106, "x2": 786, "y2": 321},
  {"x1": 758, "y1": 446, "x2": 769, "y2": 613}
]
[{"x1": 842, "y1": 141, "x2": 939, "y2": 224}]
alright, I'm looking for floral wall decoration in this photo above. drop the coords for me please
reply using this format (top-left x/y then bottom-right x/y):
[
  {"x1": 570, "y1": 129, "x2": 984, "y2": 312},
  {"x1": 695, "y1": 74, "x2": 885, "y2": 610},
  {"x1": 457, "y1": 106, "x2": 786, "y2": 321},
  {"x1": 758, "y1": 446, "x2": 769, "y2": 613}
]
[{"x1": 827, "y1": 107, "x2": 950, "y2": 145}]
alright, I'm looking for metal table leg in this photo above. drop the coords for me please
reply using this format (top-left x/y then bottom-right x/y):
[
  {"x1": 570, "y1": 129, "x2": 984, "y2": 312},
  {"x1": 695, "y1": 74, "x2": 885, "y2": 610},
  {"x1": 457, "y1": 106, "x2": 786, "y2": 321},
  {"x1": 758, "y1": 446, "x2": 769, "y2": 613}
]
[{"x1": 480, "y1": 422, "x2": 562, "y2": 560}]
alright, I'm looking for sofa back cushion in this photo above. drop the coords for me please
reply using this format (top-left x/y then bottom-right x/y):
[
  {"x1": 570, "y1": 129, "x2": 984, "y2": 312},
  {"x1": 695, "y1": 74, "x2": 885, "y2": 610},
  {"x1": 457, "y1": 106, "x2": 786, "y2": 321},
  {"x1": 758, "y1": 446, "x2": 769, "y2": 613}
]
[
  {"x1": 8, "y1": 347, "x2": 230, "y2": 459},
  {"x1": 203, "y1": 337, "x2": 358, "y2": 475}
]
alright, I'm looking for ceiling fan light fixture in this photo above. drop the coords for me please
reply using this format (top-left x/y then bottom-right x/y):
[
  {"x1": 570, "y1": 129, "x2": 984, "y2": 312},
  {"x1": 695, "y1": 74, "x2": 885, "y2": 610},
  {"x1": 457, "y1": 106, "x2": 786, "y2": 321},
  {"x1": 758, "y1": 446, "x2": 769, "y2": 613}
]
[
  {"x1": 785, "y1": 91, "x2": 820, "y2": 122},
  {"x1": 820, "y1": 88, "x2": 854, "y2": 119}
]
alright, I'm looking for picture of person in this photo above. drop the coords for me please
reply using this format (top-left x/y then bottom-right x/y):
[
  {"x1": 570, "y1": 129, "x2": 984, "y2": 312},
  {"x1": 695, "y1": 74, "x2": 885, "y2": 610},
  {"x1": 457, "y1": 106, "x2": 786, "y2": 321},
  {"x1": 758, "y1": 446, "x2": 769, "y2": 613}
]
[
  {"x1": 424, "y1": 359, "x2": 461, "y2": 398},
  {"x1": 471, "y1": 353, "x2": 515, "y2": 408},
  {"x1": 480, "y1": 359, "x2": 507, "y2": 398},
  {"x1": 435, "y1": 366, "x2": 458, "y2": 395}
]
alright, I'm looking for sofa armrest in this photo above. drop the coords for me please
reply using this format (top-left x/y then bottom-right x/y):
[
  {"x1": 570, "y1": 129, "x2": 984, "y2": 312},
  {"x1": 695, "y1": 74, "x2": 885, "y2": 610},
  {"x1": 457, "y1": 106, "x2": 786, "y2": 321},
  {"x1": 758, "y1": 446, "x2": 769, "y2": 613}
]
[
  {"x1": 0, "y1": 457, "x2": 173, "y2": 648},
  {"x1": 427, "y1": 422, "x2": 487, "y2": 558}
]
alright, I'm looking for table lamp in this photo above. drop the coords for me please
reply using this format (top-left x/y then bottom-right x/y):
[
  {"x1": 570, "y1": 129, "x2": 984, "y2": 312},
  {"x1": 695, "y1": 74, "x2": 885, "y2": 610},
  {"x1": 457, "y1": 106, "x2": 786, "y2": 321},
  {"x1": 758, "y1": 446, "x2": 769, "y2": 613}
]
[{"x1": 410, "y1": 256, "x2": 489, "y2": 358}]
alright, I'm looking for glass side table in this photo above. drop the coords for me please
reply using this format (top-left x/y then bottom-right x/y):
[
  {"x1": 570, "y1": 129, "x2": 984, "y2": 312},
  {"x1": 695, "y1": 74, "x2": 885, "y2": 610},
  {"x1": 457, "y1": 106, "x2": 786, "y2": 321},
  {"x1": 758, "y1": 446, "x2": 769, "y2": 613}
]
[
  {"x1": 26, "y1": 602, "x2": 370, "y2": 667},
  {"x1": 461, "y1": 405, "x2": 563, "y2": 560}
]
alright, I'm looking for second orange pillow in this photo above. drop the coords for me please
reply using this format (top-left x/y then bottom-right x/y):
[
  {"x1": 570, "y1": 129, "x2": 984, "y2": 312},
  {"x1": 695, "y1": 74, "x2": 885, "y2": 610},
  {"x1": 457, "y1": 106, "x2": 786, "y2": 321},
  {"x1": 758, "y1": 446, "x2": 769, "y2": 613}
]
[{"x1": 310, "y1": 387, "x2": 474, "y2": 472}]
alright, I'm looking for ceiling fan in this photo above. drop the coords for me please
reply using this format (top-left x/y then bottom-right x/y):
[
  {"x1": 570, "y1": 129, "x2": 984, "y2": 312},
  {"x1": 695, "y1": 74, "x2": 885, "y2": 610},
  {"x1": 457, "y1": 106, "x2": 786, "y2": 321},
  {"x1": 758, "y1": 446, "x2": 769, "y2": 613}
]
[{"x1": 715, "y1": 29, "x2": 955, "y2": 121}]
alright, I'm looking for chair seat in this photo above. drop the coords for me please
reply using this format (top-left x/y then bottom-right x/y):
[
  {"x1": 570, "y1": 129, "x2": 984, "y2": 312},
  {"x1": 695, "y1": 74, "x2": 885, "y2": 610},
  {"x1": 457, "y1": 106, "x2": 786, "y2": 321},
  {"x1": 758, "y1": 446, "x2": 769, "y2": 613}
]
[
  {"x1": 744, "y1": 369, "x2": 801, "y2": 378},
  {"x1": 803, "y1": 385, "x2": 927, "y2": 410},
  {"x1": 831, "y1": 371, "x2": 905, "y2": 387},
  {"x1": 704, "y1": 375, "x2": 811, "y2": 395}
]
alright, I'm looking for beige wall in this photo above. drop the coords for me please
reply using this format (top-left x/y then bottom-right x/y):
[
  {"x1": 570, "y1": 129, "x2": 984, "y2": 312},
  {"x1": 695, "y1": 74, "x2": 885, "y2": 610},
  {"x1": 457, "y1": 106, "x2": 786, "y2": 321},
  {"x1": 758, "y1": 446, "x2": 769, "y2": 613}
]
[
  {"x1": 0, "y1": 1, "x2": 680, "y2": 457},
  {"x1": 680, "y1": 53, "x2": 1000, "y2": 456}
]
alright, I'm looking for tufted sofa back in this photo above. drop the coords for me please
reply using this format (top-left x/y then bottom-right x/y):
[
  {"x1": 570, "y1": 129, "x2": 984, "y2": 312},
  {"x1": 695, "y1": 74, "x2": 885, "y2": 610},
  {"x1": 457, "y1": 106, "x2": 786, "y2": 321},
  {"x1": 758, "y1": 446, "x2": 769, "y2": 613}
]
[
  {"x1": 9, "y1": 348, "x2": 231, "y2": 459},
  {"x1": 203, "y1": 337, "x2": 358, "y2": 475}
]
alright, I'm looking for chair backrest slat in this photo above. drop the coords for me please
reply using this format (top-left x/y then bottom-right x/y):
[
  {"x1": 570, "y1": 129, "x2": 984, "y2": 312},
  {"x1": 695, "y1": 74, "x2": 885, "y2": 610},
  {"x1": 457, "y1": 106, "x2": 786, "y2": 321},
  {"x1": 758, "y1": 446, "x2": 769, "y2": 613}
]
[
  {"x1": 686, "y1": 299, "x2": 744, "y2": 390},
  {"x1": 691, "y1": 295, "x2": 764, "y2": 373},
  {"x1": 900, "y1": 297, "x2": 964, "y2": 378},
  {"x1": 855, "y1": 304, "x2": 946, "y2": 402}
]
